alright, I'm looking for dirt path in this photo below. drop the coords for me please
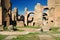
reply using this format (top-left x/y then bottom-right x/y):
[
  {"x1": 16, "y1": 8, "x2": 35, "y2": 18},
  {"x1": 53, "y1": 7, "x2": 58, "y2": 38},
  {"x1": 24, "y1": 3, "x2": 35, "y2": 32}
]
[
  {"x1": 17, "y1": 28, "x2": 41, "y2": 32},
  {"x1": 0, "y1": 31, "x2": 30, "y2": 35},
  {"x1": 0, "y1": 28, "x2": 40, "y2": 35},
  {"x1": 3, "y1": 34, "x2": 59, "y2": 40}
]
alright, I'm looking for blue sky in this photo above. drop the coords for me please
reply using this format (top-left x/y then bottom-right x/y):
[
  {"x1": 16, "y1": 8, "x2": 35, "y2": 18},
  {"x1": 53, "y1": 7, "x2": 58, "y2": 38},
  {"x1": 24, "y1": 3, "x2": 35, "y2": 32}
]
[{"x1": 10, "y1": 0, "x2": 47, "y2": 15}]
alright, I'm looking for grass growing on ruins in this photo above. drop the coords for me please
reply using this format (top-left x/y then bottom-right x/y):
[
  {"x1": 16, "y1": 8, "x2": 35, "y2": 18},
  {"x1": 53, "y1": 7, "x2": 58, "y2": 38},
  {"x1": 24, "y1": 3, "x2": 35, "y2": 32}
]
[
  {"x1": 12, "y1": 32, "x2": 40, "y2": 40},
  {"x1": 12, "y1": 32, "x2": 60, "y2": 40},
  {"x1": 17, "y1": 30, "x2": 25, "y2": 32},
  {"x1": 16, "y1": 26, "x2": 41, "y2": 29},
  {"x1": 3, "y1": 27, "x2": 9, "y2": 31},
  {"x1": 51, "y1": 27, "x2": 59, "y2": 31},
  {"x1": 55, "y1": 37, "x2": 60, "y2": 40},
  {"x1": 50, "y1": 27, "x2": 60, "y2": 34},
  {"x1": 0, "y1": 35, "x2": 7, "y2": 40},
  {"x1": 25, "y1": 26, "x2": 41, "y2": 29}
]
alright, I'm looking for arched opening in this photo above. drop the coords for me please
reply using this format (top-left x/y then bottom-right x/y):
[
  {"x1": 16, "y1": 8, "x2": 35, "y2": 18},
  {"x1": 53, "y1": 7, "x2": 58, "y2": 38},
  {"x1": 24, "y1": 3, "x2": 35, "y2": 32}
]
[
  {"x1": 43, "y1": 13, "x2": 47, "y2": 16},
  {"x1": 27, "y1": 12, "x2": 34, "y2": 26}
]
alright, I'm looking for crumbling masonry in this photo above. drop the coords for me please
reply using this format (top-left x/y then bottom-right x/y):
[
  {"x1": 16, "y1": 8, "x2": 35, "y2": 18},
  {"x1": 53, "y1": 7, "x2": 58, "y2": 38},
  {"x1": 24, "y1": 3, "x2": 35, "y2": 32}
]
[{"x1": 0, "y1": 0, "x2": 60, "y2": 31}]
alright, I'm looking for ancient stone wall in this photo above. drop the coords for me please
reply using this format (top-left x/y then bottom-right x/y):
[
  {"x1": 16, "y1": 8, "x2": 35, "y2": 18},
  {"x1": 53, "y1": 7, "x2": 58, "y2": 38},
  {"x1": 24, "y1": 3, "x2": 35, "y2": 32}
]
[
  {"x1": 17, "y1": 21, "x2": 24, "y2": 27},
  {"x1": 34, "y1": 3, "x2": 43, "y2": 27},
  {"x1": 48, "y1": 0, "x2": 60, "y2": 27},
  {"x1": 4, "y1": 0, "x2": 11, "y2": 10},
  {"x1": 3, "y1": 0, "x2": 11, "y2": 27}
]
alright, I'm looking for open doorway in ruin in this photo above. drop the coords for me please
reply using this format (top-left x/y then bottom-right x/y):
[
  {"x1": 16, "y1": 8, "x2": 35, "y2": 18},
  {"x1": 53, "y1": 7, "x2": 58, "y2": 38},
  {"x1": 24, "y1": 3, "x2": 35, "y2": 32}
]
[
  {"x1": 42, "y1": 8, "x2": 49, "y2": 25},
  {"x1": 27, "y1": 12, "x2": 34, "y2": 26},
  {"x1": 4, "y1": 21, "x2": 6, "y2": 27}
]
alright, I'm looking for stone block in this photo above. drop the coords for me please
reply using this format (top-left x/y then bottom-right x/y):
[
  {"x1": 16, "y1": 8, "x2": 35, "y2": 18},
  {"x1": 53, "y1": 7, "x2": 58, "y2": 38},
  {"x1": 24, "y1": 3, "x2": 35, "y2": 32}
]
[
  {"x1": 8, "y1": 25, "x2": 13, "y2": 31},
  {"x1": 17, "y1": 21, "x2": 24, "y2": 27},
  {"x1": 42, "y1": 26, "x2": 50, "y2": 32},
  {"x1": 0, "y1": 25, "x2": 4, "y2": 31}
]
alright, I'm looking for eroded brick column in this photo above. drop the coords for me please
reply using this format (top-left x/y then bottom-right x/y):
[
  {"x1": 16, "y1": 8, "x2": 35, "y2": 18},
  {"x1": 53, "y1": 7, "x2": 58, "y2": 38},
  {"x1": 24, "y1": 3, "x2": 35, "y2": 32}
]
[
  {"x1": 0, "y1": 6, "x2": 2, "y2": 25},
  {"x1": 0, "y1": 6, "x2": 3, "y2": 30}
]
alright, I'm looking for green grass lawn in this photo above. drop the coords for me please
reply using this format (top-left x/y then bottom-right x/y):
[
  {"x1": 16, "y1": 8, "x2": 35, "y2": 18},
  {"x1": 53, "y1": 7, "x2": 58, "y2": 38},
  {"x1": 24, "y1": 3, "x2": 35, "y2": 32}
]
[
  {"x1": 11, "y1": 31, "x2": 60, "y2": 40},
  {"x1": 0, "y1": 35, "x2": 7, "y2": 40},
  {"x1": 12, "y1": 33, "x2": 40, "y2": 40},
  {"x1": 12, "y1": 32, "x2": 60, "y2": 40},
  {"x1": 55, "y1": 37, "x2": 60, "y2": 40}
]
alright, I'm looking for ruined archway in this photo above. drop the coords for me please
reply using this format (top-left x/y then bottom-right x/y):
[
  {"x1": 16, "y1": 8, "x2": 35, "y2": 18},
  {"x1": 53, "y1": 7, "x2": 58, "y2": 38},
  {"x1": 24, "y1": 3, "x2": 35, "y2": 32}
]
[
  {"x1": 42, "y1": 8, "x2": 49, "y2": 25},
  {"x1": 27, "y1": 12, "x2": 34, "y2": 26}
]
